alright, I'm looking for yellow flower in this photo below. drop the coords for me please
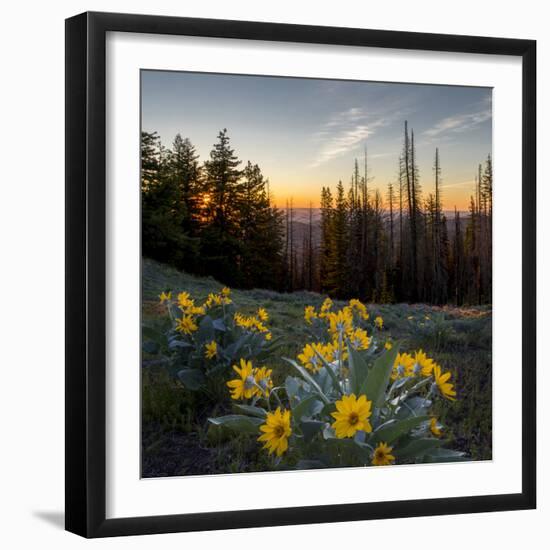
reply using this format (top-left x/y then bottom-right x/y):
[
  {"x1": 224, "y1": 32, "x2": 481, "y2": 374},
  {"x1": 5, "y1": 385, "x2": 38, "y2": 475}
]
[
  {"x1": 205, "y1": 340, "x2": 217, "y2": 360},
  {"x1": 349, "y1": 298, "x2": 369, "y2": 320},
  {"x1": 413, "y1": 349, "x2": 435, "y2": 377},
  {"x1": 265, "y1": 332, "x2": 273, "y2": 341},
  {"x1": 257, "y1": 307, "x2": 269, "y2": 322},
  {"x1": 384, "y1": 341, "x2": 393, "y2": 350},
  {"x1": 226, "y1": 359, "x2": 256, "y2": 400},
  {"x1": 254, "y1": 366, "x2": 273, "y2": 397},
  {"x1": 304, "y1": 305, "x2": 317, "y2": 324},
  {"x1": 177, "y1": 291, "x2": 194, "y2": 310},
  {"x1": 331, "y1": 394, "x2": 372, "y2": 438},
  {"x1": 175, "y1": 315, "x2": 198, "y2": 335},
  {"x1": 328, "y1": 308, "x2": 353, "y2": 336},
  {"x1": 433, "y1": 365, "x2": 457, "y2": 401},
  {"x1": 349, "y1": 327, "x2": 370, "y2": 351},
  {"x1": 258, "y1": 408, "x2": 292, "y2": 456},
  {"x1": 204, "y1": 293, "x2": 221, "y2": 308},
  {"x1": 371, "y1": 442, "x2": 395, "y2": 466},
  {"x1": 319, "y1": 297, "x2": 333, "y2": 318},
  {"x1": 187, "y1": 305, "x2": 206, "y2": 316},
  {"x1": 159, "y1": 291, "x2": 172, "y2": 304},
  {"x1": 322, "y1": 340, "x2": 349, "y2": 363},
  {"x1": 297, "y1": 343, "x2": 323, "y2": 372},
  {"x1": 430, "y1": 417, "x2": 443, "y2": 437},
  {"x1": 254, "y1": 320, "x2": 269, "y2": 333},
  {"x1": 234, "y1": 312, "x2": 253, "y2": 329},
  {"x1": 391, "y1": 352, "x2": 414, "y2": 379},
  {"x1": 374, "y1": 316, "x2": 384, "y2": 329},
  {"x1": 221, "y1": 287, "x2": 231, "y2": 297}
]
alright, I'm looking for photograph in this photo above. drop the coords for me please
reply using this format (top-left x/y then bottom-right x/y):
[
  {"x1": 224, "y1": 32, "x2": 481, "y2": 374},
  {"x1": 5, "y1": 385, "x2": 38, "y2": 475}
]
[{"x1": 140, "y1": 70, "x2": 493, "y2": 478}]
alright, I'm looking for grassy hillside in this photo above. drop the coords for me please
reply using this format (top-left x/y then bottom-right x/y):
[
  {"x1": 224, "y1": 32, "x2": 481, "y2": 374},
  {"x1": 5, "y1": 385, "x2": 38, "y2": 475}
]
[{"x1": 142, "y1": 258, "x2": 492, "y2": 477}]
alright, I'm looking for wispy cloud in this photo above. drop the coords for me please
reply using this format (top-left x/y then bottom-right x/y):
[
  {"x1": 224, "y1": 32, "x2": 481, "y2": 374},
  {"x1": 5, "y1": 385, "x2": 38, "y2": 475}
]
[
  {"x1": 440, "y1": 179, "x2": 476, "y2": 190},
  {"x1": 423, "y1": 108, "x2": 491, "y2": 138},
  {"x1": 309, "y1": 107, "x2": 390, "y2": 168}
]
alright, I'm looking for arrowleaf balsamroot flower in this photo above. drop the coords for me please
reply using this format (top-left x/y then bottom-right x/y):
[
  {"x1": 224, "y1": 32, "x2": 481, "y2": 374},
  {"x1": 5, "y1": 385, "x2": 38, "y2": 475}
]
[
  {"x1": 304, "y1": 305, "x2": 317, "y2": 324},
  {"x1": 258, "y1": 408, "x2": 292, "y2": 456},
  {"x1": 328, "y1": 308, "x2": 353, "y2": 336},
  {"x1": 372, "y1": 442, "x2": 395, "y2": 466},
  {"x1": 205, "y1": 292, "x2": 222, "y2": 308},
  {"x1": 298, "y1": 343, "x2": 323, "y2": 372},
  {"x1": 433, "y1": 365, "x2": 457, "y2": 401},
  {"x1": 348, "y1": 298, "x2": 369, "y2": 320},
  {"x1": 257, "y1": 307, "x2": 269, "y2": 322},
  {"x1": 413, "y1": 349, "x2": 435, "y2": 377},
  {"x1": 159, "y1": 291, "x2": 172, "y2": 304},
  {"x1": 322, "y1": 340, "x2": 348, "y2": 363},
  {"x1": 374, "y1": 316, "x2": 384, "y2": 329},
  {"x1": 391, "y1": 352, "x2": 415, "y2": 379},
  {"x1": 175, "y1": 315, "x2": 198, "y2": 335},
  {"x1": 226, "y1": 359, "x2": 256, "y2": 400},
  {"x1": 319, "y1": 297, "x2": 333, "y2": 318},
  {"x1": 177, "y1": 291, "x2": 194, "y2": 310},
  {"x1": 430, "y1": 417, "x2": 443, "y2": 437},
  {"x1": 349, "y1": 327, "x2": 370, "y2": 351},
  {"x1": 254, "y1": 366, "x2": 273, "y2": 397},
  {"x1": 205, "y1": 340, "x2": 218, "y2": 360},
  {"x1": 331, "y1": 394, "x2": 373, "y2": 438}
]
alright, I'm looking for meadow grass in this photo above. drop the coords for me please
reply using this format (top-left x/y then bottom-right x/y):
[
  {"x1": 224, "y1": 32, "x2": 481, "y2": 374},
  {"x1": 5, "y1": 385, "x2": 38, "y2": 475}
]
[{"x1": 141, "y1": 258, "x2": 492, "y2": 476}]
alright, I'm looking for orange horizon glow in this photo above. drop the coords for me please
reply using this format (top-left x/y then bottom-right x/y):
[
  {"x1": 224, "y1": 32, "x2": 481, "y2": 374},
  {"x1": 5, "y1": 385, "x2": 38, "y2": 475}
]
[{"x1": 272, "y1": 187, "x2": 475, "y2": 213}]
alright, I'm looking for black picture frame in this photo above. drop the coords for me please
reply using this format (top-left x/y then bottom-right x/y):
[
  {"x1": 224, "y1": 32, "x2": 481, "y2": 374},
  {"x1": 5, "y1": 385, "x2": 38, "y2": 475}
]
[{"x1": 65, "y1": 11, "x2": 536, "y2": 538}]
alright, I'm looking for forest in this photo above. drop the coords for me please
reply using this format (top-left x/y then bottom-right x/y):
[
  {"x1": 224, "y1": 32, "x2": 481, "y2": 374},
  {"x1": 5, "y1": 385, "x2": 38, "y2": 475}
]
[{"x1": 141, "y1": 123, "x2": 492, "y2": 306}]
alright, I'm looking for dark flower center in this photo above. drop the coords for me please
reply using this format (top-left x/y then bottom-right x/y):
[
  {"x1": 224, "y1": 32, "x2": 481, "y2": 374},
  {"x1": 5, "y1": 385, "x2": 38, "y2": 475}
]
[
  {"x1": 349, "y1": 413, "x2": 359, "y2": 425},
  {"x1": 274, "y1": 425, "x2": 285, "y2": 438}
]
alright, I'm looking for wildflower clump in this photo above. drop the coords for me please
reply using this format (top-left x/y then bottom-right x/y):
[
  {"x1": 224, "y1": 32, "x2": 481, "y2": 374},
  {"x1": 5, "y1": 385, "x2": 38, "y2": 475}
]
[
  {"x1": 145, "y1": 287, "x2": 275, "y2": 394},
  {"x1": 210, "y1": 294, "x2": 462, "y2": 468}
]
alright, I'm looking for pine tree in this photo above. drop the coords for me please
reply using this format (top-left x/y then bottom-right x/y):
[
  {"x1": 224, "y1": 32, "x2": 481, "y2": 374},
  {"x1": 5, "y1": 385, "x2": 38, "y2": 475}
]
[
  {"x1": 167, "y1": 134, "x2": 202, "y2": 234},
  {"x1": 319, "y1": 187, "x2": 334, "y2": 293},
  {"x1": 326, "y1": 181, "x2": 349, "y2": 296},
  {"x1": 200, "y1": 129, "x2": 243, "y2": 284}
]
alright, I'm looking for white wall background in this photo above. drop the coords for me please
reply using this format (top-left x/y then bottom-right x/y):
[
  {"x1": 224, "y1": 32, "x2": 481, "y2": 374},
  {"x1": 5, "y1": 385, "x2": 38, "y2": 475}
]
[{"x1": 0, "y1": 1, "x2": 546, "y2": 548}]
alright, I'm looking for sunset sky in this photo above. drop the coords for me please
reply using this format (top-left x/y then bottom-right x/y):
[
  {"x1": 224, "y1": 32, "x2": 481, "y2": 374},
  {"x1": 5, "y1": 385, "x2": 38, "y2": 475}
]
[{"x1": 141, "y1": 70, "x2": 492, "y2": 211}]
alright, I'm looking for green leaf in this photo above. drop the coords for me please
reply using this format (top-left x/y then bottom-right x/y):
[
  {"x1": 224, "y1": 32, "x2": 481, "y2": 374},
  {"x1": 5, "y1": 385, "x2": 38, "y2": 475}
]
[
  {"x1": 360, "y1": 344, "x2": 400, "y2": 407},
  {"x1": 292, "y1": 395, "x2": 324, "y2": 421},
  {"x1": 232, "y1": 404, "x2": 267, "y2": 418},
  {"x1": 142, "y1": 340, "x2": 159, "y2": 355},
  {"x1": 197, "y1": 315, "x2": 215, "y2": 342},
  {"x1": 295, "y1": 460, "x2": 326, "y2": 470},
  {"x1": 212, "y1": 318, "x2": 227, "y2": 332},
  {"x1": 285, "y1": 375, "x2": 301, "y2": 402},
  {"x1": 207, "y1": 414, "x2": 264, "y2": 434},
  {"x1": 371, "y1": 415, "x2": 430, "y2": 445},
  {"x1": 396, "y1": 437, "x2": 441, "y2": 459},
  {"x1": 300, "y1": 420, "x2": 326, "y2": 441},
  {"x1": 321, "y1": 401, "x2": 337, "y2": 418},
  {"x1": 396, "y1": 396, "x2": 432, "y2": 419},
  {"x1": 326, "y1": 437, "x2": 372, "y2": 463},
  {"x1": 347, "y1": 342, "x2": 370, "y2": 395},
  {"x1": 312, "y1": 348, "x2": 341, "y2": 394},
  {"x1": 177, "y1": 368, "x2": 205, "y2": 390},
  {"x1": 168, "y1": 340, "x2": 193, "y2": 350},
  {"x1": 283, "y1": 358, "x2": 330, "y2": 404}
]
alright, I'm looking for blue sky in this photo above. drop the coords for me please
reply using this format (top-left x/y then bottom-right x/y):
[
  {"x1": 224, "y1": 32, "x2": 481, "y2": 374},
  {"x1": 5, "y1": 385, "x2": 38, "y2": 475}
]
[{"x1": 142, "y1": 70, "x2": 492, "y2": 209}]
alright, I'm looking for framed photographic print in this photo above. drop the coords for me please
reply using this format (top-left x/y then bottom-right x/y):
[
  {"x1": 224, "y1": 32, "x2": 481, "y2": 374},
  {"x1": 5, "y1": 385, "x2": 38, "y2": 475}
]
[{"x1": 65, "y1": 11, "x2": 536, "y2": 538}]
